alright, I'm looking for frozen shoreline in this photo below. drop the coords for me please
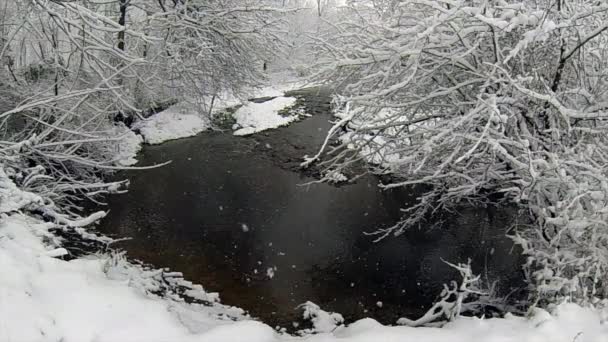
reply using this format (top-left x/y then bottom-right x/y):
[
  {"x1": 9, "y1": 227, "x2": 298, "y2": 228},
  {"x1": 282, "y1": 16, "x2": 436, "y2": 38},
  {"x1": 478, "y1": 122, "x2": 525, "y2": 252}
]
[
  {"x1": 116, "y1": 82, "x2": 304, "y2": 165},
  {"x1": 1, "y1": 211, "x2": 607, "y2": 341}
]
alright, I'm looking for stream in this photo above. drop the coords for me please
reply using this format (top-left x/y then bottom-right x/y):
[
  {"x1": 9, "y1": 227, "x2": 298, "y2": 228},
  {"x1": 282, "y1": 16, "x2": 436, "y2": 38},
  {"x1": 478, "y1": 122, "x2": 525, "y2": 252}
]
[{"x1": 97, "y1": 87, "x2": 525, "y2": 329}]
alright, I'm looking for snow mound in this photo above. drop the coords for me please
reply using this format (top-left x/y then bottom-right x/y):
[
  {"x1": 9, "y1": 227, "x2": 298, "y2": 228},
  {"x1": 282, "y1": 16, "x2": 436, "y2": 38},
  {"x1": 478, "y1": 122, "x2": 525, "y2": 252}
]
[
  {"x1": 128, "y1": 78, "x2": 304, "y2": 145},
  {"x1": 0, "y1": 215, "x2": 249, "y2": 342},
  {"x1": 233, "y1": 96, "x2": 298, "y2": 136},
  {"x1": 115, "y1": 129, "x2": 144, "y2": 166},
  {"x1": 300, "y1": 301, "x2": 345, "y2": 333},
  {"x1": 134, "y1": 105, "x2": 210, "y2": 144}
]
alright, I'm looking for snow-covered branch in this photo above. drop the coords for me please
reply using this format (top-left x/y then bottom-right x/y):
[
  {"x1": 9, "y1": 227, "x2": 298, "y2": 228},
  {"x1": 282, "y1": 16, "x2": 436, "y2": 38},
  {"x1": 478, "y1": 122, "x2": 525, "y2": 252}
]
[{"x1": 310, "y1": 0, "x2": 608, "y2": 306}]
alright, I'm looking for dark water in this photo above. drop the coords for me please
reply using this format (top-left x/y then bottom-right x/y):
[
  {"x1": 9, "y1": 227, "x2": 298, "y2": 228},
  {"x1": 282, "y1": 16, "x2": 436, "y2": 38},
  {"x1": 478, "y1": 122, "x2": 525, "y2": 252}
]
[{"x1": 97, "y1": 88, "x2": 524, "y2": 329}]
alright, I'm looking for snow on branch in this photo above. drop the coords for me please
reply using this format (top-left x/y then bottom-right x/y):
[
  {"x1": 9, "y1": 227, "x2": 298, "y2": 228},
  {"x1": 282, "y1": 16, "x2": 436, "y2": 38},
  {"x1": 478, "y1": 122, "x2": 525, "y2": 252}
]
[
  {"x1": 309, "y1": 0, "x2": 608, "y2": 307},
  {"x1": 397, "y1": 260, "x2": 484, "y2": 327}
]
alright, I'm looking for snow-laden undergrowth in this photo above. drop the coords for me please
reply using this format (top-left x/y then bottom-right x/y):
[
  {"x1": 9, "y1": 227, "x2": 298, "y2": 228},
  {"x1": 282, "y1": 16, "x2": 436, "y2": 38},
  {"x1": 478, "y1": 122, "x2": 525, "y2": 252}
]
[{"x1": 308, "y1": 0, "x2": 608, "y2": 307}]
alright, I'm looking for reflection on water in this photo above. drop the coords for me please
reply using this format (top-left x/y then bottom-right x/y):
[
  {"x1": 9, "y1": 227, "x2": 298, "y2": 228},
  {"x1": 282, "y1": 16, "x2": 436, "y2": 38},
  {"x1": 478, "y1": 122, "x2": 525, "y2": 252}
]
[{"x1": 97, "y1": 89, "x2": 524, "y2": 328}]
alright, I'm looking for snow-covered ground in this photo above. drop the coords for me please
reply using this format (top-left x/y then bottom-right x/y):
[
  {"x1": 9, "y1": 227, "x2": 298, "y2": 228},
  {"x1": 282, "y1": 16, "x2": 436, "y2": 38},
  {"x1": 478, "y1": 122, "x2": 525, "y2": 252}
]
[
  {"x1": 116, "y1": 77, "x2": 305, "y2": 164},
  {"x1": 2, "y1": 213, "x2": 607, "y2": 341},
  {"x1": 133, "y1": 104, "x2": 211, "y2": 145},
  {"x1": 135, "y1": 82, "x2": 303, "y2": 145},
  {"x1": 233, "y1": 96, "x2": 299, "y2": 136},
  {"x1": 0, "y1": 215, "x2": 248, "y2": 342}
]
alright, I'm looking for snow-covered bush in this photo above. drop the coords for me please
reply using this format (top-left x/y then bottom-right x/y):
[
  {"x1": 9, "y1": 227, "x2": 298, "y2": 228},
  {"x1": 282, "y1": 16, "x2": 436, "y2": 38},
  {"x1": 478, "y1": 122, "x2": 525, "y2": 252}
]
[
  {"x1": 299, "y1": 301, "x2": 345, "y2": 334},
  {"x1": 397, "y1": 261, "x2": 484, "y2": 327},
  {"x1": 308, "y1": 0, "x2": 608, "y2": 306},
  {"x1": 0, "y1": 0, "x2": 289, "y2": 224}
]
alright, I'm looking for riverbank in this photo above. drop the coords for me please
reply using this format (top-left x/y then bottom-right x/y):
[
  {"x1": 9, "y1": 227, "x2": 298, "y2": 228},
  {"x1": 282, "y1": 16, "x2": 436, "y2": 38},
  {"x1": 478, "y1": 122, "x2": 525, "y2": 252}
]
[
  {"x1": 116, "y1": 79, "x2": 307, "y2": 166},
  {"x1": 1, "y1": 211, "x2": 607, "y2": 341},
  {"x1": 1, "y1": 81, "x2": 607, "y2": 341}
]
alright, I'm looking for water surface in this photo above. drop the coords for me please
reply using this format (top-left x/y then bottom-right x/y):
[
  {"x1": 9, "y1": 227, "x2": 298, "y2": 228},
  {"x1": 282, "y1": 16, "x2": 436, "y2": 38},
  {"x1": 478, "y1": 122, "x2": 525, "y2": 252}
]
[{"x1": 98, "y1": 88, "x2": 524, "y2": 329}]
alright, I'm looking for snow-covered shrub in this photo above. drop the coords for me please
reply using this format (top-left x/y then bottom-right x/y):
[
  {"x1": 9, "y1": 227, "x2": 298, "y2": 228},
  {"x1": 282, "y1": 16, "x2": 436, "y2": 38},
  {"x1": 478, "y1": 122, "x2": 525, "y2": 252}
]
[
  {"x1": 0, "y1": 0, "x2": 290, "y2": 224},
  {"x1": 309, "y1": 0, "x2": 608, "y2": 306},
  {"x1": 298, "y1": 301, "x2": 345, "y2": 334},
  {"x1": 397, "y1": 260, "x2": 520, "y2": 327}
]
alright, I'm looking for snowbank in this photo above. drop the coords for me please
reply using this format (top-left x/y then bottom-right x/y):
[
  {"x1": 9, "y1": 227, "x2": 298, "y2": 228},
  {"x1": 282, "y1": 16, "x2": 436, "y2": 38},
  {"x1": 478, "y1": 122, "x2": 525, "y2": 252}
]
[
  {"x1": 0, "y1": 214, "x2": 252, "y2": 342},
  {"x1": 301, "y1": 306, "x2": 608, "y2": 341},
  {"x1": 108, "y1": 91, "x2": 299, "y2": 164},
  {"x1": 233, "y1": 96, "x2": 298, "y2": 136},
  {"x1": 133, "y1": 105, "x2": 211, "y2": 145},
  {"x1": 130, "y1": 82, "x2": 300, "y2": 145},
  {"x1": 0, "y1": 170, "x2": 607, "y2": 341},
  {"x1": 115, "y1": 129, "x2": 144, "y2": 166}
]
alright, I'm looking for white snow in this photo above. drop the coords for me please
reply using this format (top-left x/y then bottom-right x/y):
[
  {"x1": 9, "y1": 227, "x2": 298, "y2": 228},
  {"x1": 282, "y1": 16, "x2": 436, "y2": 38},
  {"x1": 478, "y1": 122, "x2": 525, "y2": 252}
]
[
  {"x1": 125, "y1": 78, "x2": 302, "y2": 147},
  {"x1": 1, "y1": 212, "x2": 608, "y2": 341},
  {"x1": 263, "y1": 70, "x2": 309, "y2": 94},
  {"x1": 0, "y1": 214, "x2": 251, "y2": 342},
  {"x1": 115, "y1": 128, "x2": 144, "y2": 166},
  {"x1": 0, "y1": 167, "x2": 44, "y2": 213},
  {"x1": 300, "y1": 301, "x2": 345, "y2": 333},
  {"x1": 332, "y1": 106, "x2": 405, "y2": 170},
  {"x1": 325, "y1": 170, "x2": 348, "y2": 183},
  {"x1": 233, "y1": 96, "x2": 299, "y2": 136},
  {"x1": 252, "y1": 85, "x2": 289, "y2": 98},
  {"x1": 302, "y1": 307, "x2": 608, "y2": 341},
  {"x1": 114, "y1": 74, "x2": 305, "y2": 150},
  {"x1": 133, "y1": 105, "x2": 210, "y2": 145}
]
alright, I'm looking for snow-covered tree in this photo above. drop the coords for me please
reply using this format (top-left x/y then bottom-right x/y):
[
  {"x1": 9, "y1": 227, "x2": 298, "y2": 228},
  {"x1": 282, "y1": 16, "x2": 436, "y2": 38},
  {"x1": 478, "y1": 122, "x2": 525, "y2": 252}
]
[
  {"x1": 309, "y1": 0, "x2": 608, "y2": 305},
  {"x1": 0, "y1": 0, "x2": 288, "y2": 224}
]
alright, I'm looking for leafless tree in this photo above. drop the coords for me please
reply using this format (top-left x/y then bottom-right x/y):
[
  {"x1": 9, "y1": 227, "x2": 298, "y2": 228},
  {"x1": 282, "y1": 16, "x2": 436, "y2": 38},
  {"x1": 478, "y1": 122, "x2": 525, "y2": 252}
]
[
  {"x1": 309, "y1": 0, "x2": 608, "y2": 305},
  {"x1": 0, "y1": 0, "x2": 289, "y2": 226}
]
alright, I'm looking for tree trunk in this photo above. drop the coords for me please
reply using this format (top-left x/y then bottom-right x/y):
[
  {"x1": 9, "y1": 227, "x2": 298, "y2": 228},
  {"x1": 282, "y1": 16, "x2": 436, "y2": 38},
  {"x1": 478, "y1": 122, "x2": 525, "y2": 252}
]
[{"x1": 117, "y1": 0, "x2": 128, "y2": 52}]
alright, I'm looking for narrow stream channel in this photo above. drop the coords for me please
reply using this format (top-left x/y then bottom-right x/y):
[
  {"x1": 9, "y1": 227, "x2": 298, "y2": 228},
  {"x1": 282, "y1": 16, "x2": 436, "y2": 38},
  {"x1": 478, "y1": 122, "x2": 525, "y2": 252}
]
[{"x1": 96, "y1": 88, "x2": 525, "y2": 329}]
